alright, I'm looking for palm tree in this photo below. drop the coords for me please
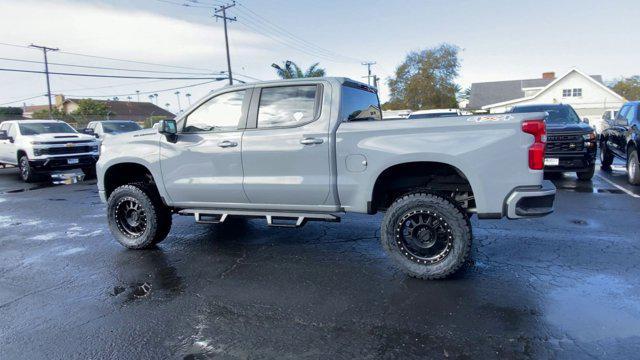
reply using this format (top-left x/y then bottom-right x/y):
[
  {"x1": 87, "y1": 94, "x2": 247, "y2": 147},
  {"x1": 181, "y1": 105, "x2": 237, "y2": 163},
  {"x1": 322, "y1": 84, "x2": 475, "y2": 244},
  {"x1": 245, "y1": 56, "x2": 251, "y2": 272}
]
[{"x1": 272, "y1": 61, "x2": 326, "y2": 79}]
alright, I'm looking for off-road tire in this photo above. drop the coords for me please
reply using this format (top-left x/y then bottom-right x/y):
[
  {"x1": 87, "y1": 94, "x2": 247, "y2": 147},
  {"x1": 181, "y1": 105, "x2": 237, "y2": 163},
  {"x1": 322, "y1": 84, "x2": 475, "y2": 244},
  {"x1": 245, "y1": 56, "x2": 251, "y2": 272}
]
[
  {"x1": 18, "y1": 155, "x2": 37, "y2": 183},
  {"x1": 381, "y1": 192, "x2": 472, "y2": 280},
  {"x1": 107, "y1": 183, "x2": 172, "y2": 249},
  {"x1": 627, "y1": 148, "x2": 640, "y2": 185},
  {"x1": 577, "y1": 165, "x2": 595, "y2": 181},
  {"x1": 600, "y1": 141, "x2": 613, "y2": 171}
]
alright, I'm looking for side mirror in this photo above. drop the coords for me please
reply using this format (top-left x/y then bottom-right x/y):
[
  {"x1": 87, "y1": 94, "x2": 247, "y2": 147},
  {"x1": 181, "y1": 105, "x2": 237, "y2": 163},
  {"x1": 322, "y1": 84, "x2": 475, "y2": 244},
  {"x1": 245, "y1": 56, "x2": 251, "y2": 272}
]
[
  {"x1": 0, "y1": 130, "x2": 8, "y2": 140},
  {"x1": 82, "y1": 128, "x2": 95, "y2": 135},
  {"x1": 582, "y1": 117, "x2": 590, "y2": 124},
  {"x1": 158, "y1": 119, "x2": 178, "y2": 142}
]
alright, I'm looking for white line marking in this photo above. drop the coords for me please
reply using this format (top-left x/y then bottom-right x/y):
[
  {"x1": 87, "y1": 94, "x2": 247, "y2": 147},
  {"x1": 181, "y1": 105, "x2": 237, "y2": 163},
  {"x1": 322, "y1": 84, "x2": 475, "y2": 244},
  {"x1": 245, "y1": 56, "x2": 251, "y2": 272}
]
[{"x1": 595, "y1": 174, "x2": 640, "y2": 198}]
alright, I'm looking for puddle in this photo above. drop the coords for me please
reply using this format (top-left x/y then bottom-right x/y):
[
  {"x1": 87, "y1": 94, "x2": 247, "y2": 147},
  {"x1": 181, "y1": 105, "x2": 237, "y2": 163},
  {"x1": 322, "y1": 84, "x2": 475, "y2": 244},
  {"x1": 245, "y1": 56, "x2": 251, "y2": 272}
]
[
  {"x1": 557, "y1": 185, "x2": 624, "y2": 194},
  {"x1": 57, "y1": 247, "x2": 86, "y2": 256},
  {"x1": 545, "y1": 274, "x2": 640, "y2": 342},
  {"x1": 0, "y1": 184, "x2": 57, "y2": 195},
  {"x1": 570, "y1": 219, "x2": 587, "y2": 225}
]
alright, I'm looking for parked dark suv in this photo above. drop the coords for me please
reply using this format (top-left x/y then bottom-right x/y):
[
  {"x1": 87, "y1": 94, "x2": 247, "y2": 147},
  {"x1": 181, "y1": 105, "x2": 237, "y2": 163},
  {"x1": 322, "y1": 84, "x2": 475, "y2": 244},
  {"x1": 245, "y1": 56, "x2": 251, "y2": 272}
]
[
  {"x1": 509, "y1": 104, "x2": 597, "y2": 180},
  {"x1": 600, "y1": 101, "x2": 640, "y2": 185}
]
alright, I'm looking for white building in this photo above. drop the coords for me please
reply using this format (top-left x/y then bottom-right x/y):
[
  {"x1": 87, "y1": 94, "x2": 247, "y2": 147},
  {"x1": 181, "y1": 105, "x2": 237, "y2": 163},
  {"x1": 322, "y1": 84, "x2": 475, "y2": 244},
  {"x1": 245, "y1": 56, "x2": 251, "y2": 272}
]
[{"x1": 467, "y1": 69, "x2": 625, "y2": 126}]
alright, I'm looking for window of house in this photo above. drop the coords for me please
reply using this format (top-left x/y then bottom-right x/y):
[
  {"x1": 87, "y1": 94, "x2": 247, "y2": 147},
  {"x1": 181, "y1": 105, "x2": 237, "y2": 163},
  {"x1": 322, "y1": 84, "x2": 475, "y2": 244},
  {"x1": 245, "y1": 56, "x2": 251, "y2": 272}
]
[
  {"x1": 257, "y1": 85, "x2": 319, "y2": 128},
  {"x1": 562, "y1": 89, "x2": 572, "y2": 97},
  {"x1": 183, "y1": 90, "x2": 246, "y2": 132},
  {"x1": 572, "y1": 88, "x2": 582, "y2": 97}
]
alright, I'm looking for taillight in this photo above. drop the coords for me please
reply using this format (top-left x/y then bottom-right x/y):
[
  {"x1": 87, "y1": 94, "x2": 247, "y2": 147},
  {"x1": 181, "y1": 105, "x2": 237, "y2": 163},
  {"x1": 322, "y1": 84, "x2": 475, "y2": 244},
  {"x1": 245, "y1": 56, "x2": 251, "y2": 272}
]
[{"x1": 522, "y1": 119, "x2": 546, "y2": 170}]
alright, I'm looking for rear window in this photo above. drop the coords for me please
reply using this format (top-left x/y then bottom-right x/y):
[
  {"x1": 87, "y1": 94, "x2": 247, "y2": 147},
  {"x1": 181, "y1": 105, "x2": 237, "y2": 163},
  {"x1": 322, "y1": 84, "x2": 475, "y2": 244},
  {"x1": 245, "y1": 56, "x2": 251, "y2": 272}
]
[
  {"x1": 511, "y1": 105, "x2": 580, "y2": 124},
  {"x1": 340, "y1": 85, "x2": 381, "y2": 122}
]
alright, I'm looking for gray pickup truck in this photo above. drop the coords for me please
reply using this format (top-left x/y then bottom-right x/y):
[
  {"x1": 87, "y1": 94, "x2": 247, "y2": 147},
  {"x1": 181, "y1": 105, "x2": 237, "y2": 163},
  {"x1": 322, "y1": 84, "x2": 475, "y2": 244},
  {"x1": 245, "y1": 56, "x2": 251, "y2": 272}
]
[{"x1": 97, "y1": 77, "x2": 555, "y2": 279}]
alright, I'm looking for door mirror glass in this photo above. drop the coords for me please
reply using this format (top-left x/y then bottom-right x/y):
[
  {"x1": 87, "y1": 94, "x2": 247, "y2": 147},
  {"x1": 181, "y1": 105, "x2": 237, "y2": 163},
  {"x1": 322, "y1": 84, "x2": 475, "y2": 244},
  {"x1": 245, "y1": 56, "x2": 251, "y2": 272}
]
[
  {"x1": 159, "y1": 119, "x2": 177, "y2": 135},
  {"x1": 582, "y1": 117, "x2": 590, "y2": 124},
  {"x1": 0, "y1": 130, "x2": 8, "y2": 140},
  {"x1": 82, "y1": 128, "x2": 95, "y2": 135}
]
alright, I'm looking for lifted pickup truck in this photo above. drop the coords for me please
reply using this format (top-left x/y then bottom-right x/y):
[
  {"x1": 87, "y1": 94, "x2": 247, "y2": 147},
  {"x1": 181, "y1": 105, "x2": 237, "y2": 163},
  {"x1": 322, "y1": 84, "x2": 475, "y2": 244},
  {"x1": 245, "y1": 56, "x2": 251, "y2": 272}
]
[{"x1": 97, "y1": 78, "x2": 556, "y2": 279}]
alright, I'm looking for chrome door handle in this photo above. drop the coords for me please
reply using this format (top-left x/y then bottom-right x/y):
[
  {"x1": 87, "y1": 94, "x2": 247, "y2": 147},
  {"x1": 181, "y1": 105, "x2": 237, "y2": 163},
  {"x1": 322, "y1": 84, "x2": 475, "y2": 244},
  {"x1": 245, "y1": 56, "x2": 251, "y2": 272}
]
[
  {"x1": 217, "y1": 140, "x2": 237, "y2": 148},
  {"x1": 300, "y1": 137, "x2": 324, "y2": 145}
]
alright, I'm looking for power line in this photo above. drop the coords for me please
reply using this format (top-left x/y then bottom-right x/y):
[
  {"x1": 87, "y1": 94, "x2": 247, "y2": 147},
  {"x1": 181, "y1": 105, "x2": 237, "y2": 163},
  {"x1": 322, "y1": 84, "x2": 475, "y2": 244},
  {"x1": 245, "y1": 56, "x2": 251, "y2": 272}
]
[
  {"x1": 0, "y1": 67, "x2": 226, "y2": 80},
  {"x1": 0, "y1": 57, "x2": 221, "y2": 75},
  {"x1": 64, "y1": 79, "x2": 222, "y2": 98},
  {"x1": 0, "y1": 94, "x2": 46, "y2": 107}
]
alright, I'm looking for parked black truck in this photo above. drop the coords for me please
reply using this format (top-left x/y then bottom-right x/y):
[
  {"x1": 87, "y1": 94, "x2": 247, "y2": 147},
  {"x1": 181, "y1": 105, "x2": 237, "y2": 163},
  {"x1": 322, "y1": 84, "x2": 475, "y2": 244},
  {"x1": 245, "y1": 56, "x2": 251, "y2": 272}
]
[
  {"x1": 599, "y1": 101, "x2": 640, "y2": 185},
  {"x1": 510, "y1": 104, "x2": 597, "y2": 181}
]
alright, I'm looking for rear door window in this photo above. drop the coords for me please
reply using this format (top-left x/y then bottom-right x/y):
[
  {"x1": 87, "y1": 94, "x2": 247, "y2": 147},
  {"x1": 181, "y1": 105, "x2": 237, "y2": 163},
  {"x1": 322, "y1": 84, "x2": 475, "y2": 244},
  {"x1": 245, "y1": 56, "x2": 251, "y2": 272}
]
[
  {"x1": 340, "y1": 84, "x2": 381, "y2": 122},
  {"x1": 257, "y1": 85, "x2": 319, "y2": 128}
]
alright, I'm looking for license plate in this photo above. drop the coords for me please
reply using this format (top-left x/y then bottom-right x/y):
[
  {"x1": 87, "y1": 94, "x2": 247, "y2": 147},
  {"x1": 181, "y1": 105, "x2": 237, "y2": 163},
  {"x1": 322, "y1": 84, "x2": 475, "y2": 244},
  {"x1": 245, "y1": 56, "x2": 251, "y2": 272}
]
[
  {"x1": 67, "y1": 158, "x2": 79, "y2": 165},
  {"x1": 544, "y1": 158, "x2": 559, "y2": 166}
]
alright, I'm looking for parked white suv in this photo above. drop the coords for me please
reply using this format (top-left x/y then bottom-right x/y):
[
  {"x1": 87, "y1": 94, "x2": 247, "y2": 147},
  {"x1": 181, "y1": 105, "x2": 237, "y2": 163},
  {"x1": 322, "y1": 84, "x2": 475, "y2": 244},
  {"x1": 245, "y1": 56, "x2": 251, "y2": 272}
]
[
  {"x1": 83, "y1": 120, "x2": 142, "y2": 140},
  {"x1": 0, "y1": 120, "x2": 100, "y2": 182}
]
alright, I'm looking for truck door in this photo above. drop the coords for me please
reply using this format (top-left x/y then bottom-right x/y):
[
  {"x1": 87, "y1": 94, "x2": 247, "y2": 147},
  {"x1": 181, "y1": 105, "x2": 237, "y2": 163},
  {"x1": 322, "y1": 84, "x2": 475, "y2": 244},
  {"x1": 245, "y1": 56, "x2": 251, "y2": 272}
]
[
  {"x1": 609, "y1": 105, "x2": 630, "y2": 158},
  {"x1": 0, "y1": 123, "x2": 14, "y2": 164},
  {"x1": 160, "y1": 89, "x2": 251, "y2": 205},
  {"x1": 241, "y1": 84, "x2": 331, "y2": 206}
]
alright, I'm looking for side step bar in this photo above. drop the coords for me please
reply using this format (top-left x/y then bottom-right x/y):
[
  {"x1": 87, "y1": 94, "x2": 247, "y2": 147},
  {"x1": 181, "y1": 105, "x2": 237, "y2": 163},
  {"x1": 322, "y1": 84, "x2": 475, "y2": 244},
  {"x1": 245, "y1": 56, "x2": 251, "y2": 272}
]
[{"x1": 178, "y1": 209, "x2": 341, "y2": 228}]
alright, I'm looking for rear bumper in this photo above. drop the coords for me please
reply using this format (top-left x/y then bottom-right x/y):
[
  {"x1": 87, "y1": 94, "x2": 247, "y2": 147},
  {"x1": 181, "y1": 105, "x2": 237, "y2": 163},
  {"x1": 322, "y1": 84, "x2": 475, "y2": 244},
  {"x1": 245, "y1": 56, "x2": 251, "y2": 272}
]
[
  {"x1": 504, "y1": 180, "x2": 556, "y2": 219},
  {"x1": 29, "y1": 155, "x2": 98, "y2": 171}
]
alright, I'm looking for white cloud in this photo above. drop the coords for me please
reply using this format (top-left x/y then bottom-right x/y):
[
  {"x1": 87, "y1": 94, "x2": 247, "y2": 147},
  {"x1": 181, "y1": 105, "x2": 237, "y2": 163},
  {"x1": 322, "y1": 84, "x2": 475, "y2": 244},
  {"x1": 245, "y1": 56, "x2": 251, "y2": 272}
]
[{"x1": 0, "y1": 0, "x2": 272, "y2": 66}]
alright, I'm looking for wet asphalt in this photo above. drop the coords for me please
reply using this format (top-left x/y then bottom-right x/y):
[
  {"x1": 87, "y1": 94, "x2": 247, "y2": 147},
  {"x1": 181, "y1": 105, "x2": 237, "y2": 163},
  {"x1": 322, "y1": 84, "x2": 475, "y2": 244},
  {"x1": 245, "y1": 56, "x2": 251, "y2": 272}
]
[{"x1": 1, "y1": 163, "x2": 640, "y2": 359}]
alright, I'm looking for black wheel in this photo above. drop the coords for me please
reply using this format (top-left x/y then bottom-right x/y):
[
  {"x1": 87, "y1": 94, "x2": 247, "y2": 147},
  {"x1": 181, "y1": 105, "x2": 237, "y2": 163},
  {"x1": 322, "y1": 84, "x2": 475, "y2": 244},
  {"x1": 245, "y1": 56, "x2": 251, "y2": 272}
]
[
  {"x1": 627, "y1": 148, "x2": 640, "y2": 185},
  {"x1": 18, "y1": 155, "x2": 36, "y2": 183},
  {"x1": 381, "y1": 192, "x2": 472, "y2": 280},
  {"x1": 600, "y1": 141, "x2": 613, "y2": 170},
  {"x1": 107, "y1": 184, "x2": 172, "y2": 249},
  {"x1": 577, "y1": 166, "x2": 595, "y2": 181}
]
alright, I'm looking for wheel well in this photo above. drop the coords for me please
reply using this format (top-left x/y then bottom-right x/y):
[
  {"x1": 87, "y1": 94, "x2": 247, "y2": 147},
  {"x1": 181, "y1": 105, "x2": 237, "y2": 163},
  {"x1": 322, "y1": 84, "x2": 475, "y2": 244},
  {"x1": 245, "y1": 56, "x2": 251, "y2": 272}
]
[
  {"x1": 627, "y1": 142, "x2": 637, "y2": 156},
  {"x1": 104, "y1": 163, "x2": 156, "y2": 199},
  {"x1": 371, "y1": 162, "x2": 474, "y2": 212},
  {"x1": 17, "y1": 150, "x2": 26, "y2": 162}
]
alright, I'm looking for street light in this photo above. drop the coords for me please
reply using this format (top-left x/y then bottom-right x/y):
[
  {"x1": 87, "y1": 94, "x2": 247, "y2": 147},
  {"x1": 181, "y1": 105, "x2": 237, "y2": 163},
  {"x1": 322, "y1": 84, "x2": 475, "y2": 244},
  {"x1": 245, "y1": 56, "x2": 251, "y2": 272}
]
[
  {"x1": 186, "y1": 93, "x2": 192, "y2": 106},
  {"x1": 175, "y1": 91, "x2": 181, "y2": 112},
  {"x1": 135, "y1": 90, "x2": 140, "y2": 102}
]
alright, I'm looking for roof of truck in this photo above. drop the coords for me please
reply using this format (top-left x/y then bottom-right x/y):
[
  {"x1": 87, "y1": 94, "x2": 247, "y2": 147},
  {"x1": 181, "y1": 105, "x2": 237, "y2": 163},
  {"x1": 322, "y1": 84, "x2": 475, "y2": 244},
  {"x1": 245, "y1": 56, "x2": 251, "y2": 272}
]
[{"x1": 222, "y1": 77, "x2": 375, "y2": 91}]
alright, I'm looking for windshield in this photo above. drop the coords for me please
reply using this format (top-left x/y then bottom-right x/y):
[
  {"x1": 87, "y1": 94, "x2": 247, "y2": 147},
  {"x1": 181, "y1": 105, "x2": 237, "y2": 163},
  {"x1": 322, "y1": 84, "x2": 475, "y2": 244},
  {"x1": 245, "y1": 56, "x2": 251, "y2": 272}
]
[
  {"x1": 511, "y1": 105, "x2": 581, "y2": 124},
  {"x1": 19, "y1": 122, "x2": 77, "y2": 135},
  {"x1": 408, "y1": 112, "x2": 457, "y2": 119},
  {"x1": 102, "y1": 122, "x2": 141, "y2": 134}
]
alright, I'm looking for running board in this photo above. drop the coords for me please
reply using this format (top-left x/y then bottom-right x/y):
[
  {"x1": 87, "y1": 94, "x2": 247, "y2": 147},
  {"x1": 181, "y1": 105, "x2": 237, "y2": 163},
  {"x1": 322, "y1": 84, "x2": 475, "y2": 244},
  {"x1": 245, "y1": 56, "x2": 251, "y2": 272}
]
[{"x1": 179, "y1": 209, "x2": 340, "y2": 228}]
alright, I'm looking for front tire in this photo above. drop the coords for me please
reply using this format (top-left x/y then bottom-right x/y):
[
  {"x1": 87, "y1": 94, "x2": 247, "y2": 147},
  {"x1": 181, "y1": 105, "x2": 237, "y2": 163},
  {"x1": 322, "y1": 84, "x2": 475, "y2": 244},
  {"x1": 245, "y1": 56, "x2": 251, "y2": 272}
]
[
  {"x1": 627, "y1": 148, "x2": 640, "y2": 185},
  {"x1": 107, "y1": 184, "x2": 172, "y2": 249},
  {"x1": 18, "y1": 155, "x2": 36, "y2": 183},
  {"x1": 381, "y1": 192, "x2": 472, "y2": 280},
  {"x1": 600, "y1": 141, "x2": 613, "y2": 171},
  {"x1": 577, "y1": 166, "x2": 595, "y2": 181}
]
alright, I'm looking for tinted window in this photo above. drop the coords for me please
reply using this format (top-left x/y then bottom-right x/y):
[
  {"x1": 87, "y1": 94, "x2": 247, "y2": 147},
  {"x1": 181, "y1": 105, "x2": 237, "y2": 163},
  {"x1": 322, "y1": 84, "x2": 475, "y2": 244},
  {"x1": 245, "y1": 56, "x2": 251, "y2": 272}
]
[
  {"x1": 19, "y1": 122, "x2": 77, "y2": 135},
  {"x1": 626, "y1": 105, "x2": 637, "y2": 124},
  {"x1": 618, "y1": 106, "x2": 630, "y2": 124},
  {"x1": 257, "y1": 86, "x2": 318, "y2": 128},
  {"x1": 0, "y1": 122, "x2": 9, "y2": 131},
  {"x1": 102, "y1": 122, "x2": 142, "y2": 134},
  {"x1": 511, "y1": 105, "x2": 580, "y2": 124},
  {"x1": 184, "y1": 90, "x2": 246, "y2": 132},
  {"x1": 340, "y1": 85, "x2": 381, "y2": 121}
]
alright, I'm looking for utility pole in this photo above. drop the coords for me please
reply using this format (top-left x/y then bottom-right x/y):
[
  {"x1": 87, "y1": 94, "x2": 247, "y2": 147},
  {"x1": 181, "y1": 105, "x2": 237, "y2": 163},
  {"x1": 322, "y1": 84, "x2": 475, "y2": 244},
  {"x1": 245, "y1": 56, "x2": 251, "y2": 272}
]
[
  {"x1": 373, "y1": 75, "x2": 380, "y2": 89},
  {"x1": 29, "y1": 44, "x2": 59, "y2": 118},
  {"x1": 361, "y1": 61, "x2": 376, "y2": 86},
  {"x1": 214, "y1": 2, "x2": 236, "y2": 85}
]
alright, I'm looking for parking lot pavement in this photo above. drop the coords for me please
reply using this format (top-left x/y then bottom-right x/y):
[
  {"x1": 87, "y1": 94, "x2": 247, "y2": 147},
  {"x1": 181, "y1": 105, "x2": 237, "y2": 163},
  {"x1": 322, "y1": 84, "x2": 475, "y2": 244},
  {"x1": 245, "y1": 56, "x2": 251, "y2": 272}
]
[{"x1": 1, "y1": 166, "x2": 640, "y2": 359}]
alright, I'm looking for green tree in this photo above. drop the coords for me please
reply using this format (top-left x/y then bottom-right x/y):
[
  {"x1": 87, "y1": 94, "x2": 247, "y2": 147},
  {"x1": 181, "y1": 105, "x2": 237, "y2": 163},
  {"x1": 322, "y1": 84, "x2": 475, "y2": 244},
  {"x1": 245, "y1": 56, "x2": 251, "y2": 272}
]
[
  {"x1": 272, "y1": 61, "x2": 326, "y2": 79},
  {"x1": 69, "y1": 99, "x2": 112, "y2": 126},
  {"x1": 0, "y1": 107, "x2": 23, "y2": 117},
  {"x1": 385, "y1": 43, "x2": 461, "y2": 110},
  {"x1": 31, "y1": 107, "x2": 68, "y2": 120},
  {"x1": 611, "y1": 76, "x2": 640, "y2": 101}
]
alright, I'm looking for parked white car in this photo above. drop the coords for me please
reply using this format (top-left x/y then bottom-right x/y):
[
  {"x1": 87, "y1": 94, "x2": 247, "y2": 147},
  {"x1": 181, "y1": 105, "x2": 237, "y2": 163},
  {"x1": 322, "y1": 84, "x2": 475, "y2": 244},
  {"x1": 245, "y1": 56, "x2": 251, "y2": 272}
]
[
  {"x1": 0, "y1": 120, "x2": 100, "y2": 182},
  {"x1": 83, "y1": 120, "x2": 142, "y2": 140}
]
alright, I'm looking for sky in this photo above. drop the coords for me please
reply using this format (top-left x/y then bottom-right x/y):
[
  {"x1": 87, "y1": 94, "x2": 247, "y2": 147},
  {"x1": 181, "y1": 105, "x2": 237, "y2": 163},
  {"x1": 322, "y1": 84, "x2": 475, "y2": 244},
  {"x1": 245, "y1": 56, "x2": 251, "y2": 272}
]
[{"x1": 0, "y1": 0, "x2": 638, "y2": 114}]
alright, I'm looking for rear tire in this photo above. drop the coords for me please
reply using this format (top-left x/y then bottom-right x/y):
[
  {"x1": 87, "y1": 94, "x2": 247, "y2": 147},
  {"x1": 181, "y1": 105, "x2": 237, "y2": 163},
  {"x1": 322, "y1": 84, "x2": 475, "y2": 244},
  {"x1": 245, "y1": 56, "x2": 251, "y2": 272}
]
[
  {"x1": 600, "y1": 141, "x2": 613, "y2": 171},
  {"x1": 381, "y1": 192, "x2": 471, "y2": 280},
  {"x1": 627, "y1": 148, "x2": 640, "y2": 185},
  {"x1": 577, "y1": 166, "x2": 595, "y2": 181},
  {"x1": 107, "y1": 183, "x2": 172, "y2": 249},
  {"x1": 18, "y1": 155, "x2": 36, "y2": 183}
]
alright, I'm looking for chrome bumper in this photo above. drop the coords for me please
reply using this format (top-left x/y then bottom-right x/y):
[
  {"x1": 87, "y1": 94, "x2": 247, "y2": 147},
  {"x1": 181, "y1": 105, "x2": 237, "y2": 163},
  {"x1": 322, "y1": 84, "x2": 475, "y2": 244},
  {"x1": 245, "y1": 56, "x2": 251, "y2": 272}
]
[{"x1": 505, "y1": 180, "x2": 556, "y2": 219}]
